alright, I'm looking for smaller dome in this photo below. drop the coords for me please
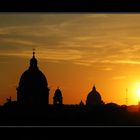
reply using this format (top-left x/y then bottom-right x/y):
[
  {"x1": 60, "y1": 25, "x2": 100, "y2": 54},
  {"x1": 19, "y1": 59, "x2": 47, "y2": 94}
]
[
  {"x1": 53, "y1": 87, "x2": 63, "y2": 105},
  {"x1": 86, "y1": 85, "x2": 103, "y2": 106},
  {"x1": 54, "y1": 88, "x2": 62, "y2": 98}
]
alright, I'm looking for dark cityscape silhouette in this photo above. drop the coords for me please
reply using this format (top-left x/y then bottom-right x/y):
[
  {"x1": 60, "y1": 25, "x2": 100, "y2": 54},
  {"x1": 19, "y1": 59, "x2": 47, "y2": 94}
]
[{"x1": 1, "y1": 50, "x2": 140, "y2": 126}]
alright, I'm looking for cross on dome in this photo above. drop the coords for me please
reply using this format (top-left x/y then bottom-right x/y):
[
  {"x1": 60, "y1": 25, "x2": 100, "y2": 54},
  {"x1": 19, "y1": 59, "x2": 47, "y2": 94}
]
[{"x1": 33, "y1": 48, "x2": 35, "y2": 57}]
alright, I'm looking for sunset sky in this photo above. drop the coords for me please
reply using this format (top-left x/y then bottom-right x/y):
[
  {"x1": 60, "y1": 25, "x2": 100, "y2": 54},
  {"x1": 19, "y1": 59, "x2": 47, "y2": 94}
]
[{"x1": 1, "y1": 13, "x2": 140, "y2": 105}]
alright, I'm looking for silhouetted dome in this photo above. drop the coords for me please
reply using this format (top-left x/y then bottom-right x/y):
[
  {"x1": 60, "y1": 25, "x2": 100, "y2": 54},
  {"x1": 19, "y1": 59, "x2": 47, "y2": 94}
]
[
  {"x1": 53, "y1": 88, "x2": 63, "y2": 105},
  {"x1": 18, "y1": 50, "x2": 48, "y2": 92},
  {"x1": 54, "y1": 88, "x2": 62, "y2": 98},
  {"x1": 17, "y1": 50, "x2": 49, "y2": 106},
  {"x1": 19, "y1": 69, "x2": 48, "y2": 90},
  {"x1": 86, "y1": 85, "x2": 103, "y2": 106}
]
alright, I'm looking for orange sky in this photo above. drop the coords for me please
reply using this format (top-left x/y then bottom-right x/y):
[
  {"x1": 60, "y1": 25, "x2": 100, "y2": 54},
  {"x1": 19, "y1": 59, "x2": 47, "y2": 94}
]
[{"x1": 1, "y1": 13, "x2": 140, "y2": 105}]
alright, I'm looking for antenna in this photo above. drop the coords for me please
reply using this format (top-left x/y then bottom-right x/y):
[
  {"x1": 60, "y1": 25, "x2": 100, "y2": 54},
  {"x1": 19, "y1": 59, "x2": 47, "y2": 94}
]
[{"x1": 126, "y1": 88, "x2": 128, "y2": 106}]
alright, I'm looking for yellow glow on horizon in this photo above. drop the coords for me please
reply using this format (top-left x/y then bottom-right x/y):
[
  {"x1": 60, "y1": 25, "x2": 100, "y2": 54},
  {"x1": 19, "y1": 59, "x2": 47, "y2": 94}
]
[{"x1": 134, "y1": 82, "x2": 140, "y2": 101}]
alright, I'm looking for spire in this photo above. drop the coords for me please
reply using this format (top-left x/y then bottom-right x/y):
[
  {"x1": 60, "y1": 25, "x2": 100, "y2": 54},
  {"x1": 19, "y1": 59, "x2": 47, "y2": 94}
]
[
  {"x1": 33, "y1": 48, "x2": 35, "y2": 58},
  {"x1": 79, "y1": 100, "x2": 84, "y2": 106},
  {"x1": 92, "y1": 84, "x2": 96, "y2": 91}
]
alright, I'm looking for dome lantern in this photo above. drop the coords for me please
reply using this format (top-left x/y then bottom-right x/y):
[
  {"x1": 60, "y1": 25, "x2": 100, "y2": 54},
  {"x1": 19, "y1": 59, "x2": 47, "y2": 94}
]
[{"x1": 29, "y1": 48, "x2": 38, "y2": 69}]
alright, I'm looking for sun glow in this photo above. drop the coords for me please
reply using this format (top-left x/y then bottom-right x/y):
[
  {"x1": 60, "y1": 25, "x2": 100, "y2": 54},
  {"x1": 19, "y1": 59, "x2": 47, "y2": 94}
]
[{"x1": 134, "y1": 82, "x2": 140, "y2": 101}]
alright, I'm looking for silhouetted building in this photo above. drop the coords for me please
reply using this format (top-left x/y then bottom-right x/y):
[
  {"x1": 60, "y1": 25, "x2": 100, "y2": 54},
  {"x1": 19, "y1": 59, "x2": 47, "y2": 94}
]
[
  {"x1": 53, "y1": 87, "x2": 63, "y2": 105},
  {"x1": 6, "y1": 96, "x2": 11, "y2": 103},
  {"x1": 79, "y1": 100, "x2": 84, "y2": 106},
  {"x1": 86, "y1": 85, "x2": 104, "y2": 107},
  {"x1": 16, "y1": 50, "x2": 49, "y2": 107},
  {"x1": 138, "y1": 101, "x2": 140, "y2": 112}
]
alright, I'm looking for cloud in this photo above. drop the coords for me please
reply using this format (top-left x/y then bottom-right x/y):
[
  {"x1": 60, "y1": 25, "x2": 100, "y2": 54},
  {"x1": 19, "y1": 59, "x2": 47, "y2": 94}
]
[
  {"x1": 73, "y1": 59, "x2": 98, "y2": 66},
  {"x1": 102, "y1": 67, "x2": 113, "y2": 71},
  {"x1": 1, "y1": 14, "x2": 140, "y2": 67},
  {"x1": 112, "y1": 76, "x2": 126, "y2": 80},
  {"x1": 0, "y1": 49, "x2": 82, "y2": 61},
  {"x1": 38, "y1": 49, "x2": 82, "y2": 60},
  {"x1": 0, "y1": 61, "x2": 8, "y2": 64},
  {"x1": 86, "y1": 14, "x2": 108, "y2": 18},
  {"x1": 73, "y1": 62, "x2": 91, "y2": 66},
  {"x1": 1, "y1": 45, "x2": 140, "y2": 67},
  {"x1": 0, "y1": 38, "x2": 36, "y2": 46},
  {"x1": 101, "y1": 60, "x2": 140, "y2": 65}
]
